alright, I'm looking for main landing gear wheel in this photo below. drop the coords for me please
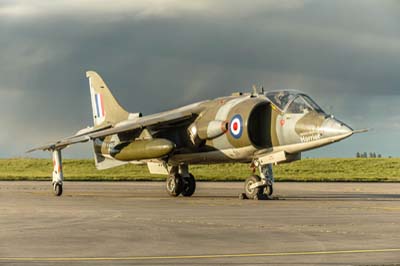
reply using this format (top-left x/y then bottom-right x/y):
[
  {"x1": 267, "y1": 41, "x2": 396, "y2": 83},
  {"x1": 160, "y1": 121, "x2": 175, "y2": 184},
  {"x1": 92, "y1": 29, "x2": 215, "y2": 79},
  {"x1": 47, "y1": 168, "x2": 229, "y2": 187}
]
[
  {"x1": 244, "y1": 175, "x2": 264, "y2": 200},
  {"x1": 166, "y1": 174, "x2": 183, "y2": 197},
  {"x1": 181, "y1": 174, "x2": 196, "y2": 197},
  {"x1": 53, "y1": 183, "x2": 63, "y2": 197}
]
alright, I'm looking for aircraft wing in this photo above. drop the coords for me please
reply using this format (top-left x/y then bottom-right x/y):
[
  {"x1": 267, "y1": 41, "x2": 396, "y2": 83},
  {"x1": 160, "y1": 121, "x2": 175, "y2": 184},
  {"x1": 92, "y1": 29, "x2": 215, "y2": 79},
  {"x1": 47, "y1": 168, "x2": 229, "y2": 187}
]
[
  {"x1": 88, "y1": 101, "x2": 207, "y2": 139},
  {"x1": 27, "y1": 135, "x2": 91, "y2": 152},
  {"x1": 27, "y1": 124, "x2": 113, "y2": 152},
  {"x1": 89, "y1": 110, "x2": 194, "y2": 139},
  {"x1": 28, "y1": 103, "x2": 204, "y2": 152}
]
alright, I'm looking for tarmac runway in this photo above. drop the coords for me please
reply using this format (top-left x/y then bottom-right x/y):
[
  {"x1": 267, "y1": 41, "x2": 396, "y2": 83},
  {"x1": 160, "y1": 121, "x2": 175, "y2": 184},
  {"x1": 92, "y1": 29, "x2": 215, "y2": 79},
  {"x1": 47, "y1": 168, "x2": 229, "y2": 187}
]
[{"x1": 0, "y1": 181, "x2": 399, "y2": 266}]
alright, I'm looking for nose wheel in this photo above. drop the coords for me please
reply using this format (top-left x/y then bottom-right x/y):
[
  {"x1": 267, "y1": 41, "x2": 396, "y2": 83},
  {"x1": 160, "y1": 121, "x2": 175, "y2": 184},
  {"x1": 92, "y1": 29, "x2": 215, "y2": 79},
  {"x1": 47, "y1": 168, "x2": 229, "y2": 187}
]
[
  {"x1": 265, "y1": 182, "x2": 273, "y2": 196},
  {"x1": 241, "y1": 161, "x2": 275, "y2": 200},
  {"x1": 244, "y1": 175, "x2": 265, "y2": 199},
  {"x1": 241, "y1": 162, "x2": 275, "y2": 200},
  {"x1": 241, "y1": 176, "x2": 273, "y2": 200}
]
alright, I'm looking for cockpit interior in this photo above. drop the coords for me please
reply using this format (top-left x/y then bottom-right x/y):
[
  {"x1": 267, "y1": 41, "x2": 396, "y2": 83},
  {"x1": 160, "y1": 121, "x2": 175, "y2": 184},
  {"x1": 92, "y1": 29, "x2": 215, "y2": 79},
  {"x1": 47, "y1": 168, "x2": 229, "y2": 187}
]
[{"x1": 265, "y1": 91, "x2": 325, "y2": 114}]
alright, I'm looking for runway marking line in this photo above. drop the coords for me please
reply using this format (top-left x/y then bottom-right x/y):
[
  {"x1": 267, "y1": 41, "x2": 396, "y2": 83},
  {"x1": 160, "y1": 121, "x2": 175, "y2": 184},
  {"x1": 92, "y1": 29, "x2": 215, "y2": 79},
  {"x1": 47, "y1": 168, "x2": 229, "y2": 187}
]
[{"x1": 1, "y1": 248, "x2": 400, "y2": 261}]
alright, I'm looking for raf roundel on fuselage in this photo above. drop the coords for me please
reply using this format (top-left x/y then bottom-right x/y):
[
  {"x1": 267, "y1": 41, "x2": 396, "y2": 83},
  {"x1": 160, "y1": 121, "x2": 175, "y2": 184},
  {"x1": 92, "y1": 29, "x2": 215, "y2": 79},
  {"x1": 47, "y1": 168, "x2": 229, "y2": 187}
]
[{"x1": 229, "y1": 114, "x2": 243, "y2": 139}]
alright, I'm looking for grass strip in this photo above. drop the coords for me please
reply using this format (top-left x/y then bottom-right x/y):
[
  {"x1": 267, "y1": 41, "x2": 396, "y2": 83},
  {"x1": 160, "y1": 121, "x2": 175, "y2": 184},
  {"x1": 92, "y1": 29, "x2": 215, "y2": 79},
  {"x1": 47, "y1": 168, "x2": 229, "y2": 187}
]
[{"x1": 0, "y1": 158, "x2": 399, "y2": 182}]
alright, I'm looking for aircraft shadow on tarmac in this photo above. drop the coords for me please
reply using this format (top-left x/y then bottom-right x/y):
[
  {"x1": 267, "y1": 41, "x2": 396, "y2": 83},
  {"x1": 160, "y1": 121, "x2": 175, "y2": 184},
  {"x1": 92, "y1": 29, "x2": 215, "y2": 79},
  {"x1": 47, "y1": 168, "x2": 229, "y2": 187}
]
[
  {"x1": 183, "y1": 192, "x2": 400, "y2": 201},
  {"x1": 55, "y1": 191, "x2": 400, "y2": 201},
  {"x1": 273, "y1": 193, "x2": 400, "y2": 201}
]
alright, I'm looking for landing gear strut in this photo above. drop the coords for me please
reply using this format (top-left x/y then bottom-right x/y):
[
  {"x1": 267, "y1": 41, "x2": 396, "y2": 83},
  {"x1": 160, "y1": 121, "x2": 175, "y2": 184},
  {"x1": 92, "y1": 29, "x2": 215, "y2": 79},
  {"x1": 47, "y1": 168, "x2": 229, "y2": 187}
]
[{"x1": 166, "y1": 165, "x2": 196, "y2": 197}]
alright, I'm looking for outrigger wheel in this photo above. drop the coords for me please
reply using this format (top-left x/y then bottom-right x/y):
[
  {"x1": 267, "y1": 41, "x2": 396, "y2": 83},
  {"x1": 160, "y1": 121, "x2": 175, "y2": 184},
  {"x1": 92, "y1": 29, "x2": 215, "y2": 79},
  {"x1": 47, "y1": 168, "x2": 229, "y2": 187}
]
[
  {"x1": 244, "y1": 175, "x2": 265, "y2": 200},
  {"x1": 53, "y1": 182, "x2": 63, "y2": 197},
  {"x1": 166, "y1": 173, "x2": 183, "y2": 197},
  {"x1": 181, "y1": 173, "x2": 196, "y2": 197}
]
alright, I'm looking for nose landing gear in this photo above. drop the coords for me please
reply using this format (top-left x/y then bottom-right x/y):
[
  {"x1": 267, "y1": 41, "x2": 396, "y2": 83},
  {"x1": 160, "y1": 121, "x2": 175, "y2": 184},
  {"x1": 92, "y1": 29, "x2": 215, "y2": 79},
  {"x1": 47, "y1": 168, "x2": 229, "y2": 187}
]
[
  {"x1": 241, "y1": 163, "x2": 274, "y2": 200},
  {"x1": 244, "y1": 175, "x2": 264, "y2": 199}
]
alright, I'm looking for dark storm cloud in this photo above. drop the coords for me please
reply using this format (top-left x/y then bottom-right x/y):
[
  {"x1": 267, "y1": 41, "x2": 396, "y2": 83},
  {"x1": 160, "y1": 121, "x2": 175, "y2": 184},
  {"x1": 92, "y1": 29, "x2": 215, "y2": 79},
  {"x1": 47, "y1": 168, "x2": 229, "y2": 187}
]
[{"x1": 0, "y1": 0, "x2": 399, "y2": 157}]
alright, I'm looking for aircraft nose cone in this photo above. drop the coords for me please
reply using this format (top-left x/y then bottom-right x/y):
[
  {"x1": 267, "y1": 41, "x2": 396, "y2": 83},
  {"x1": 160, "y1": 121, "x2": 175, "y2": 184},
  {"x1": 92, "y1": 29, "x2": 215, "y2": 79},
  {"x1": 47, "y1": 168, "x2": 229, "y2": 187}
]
[{"x1": 321, "y1": 117, "x2": 353, "y2": 138}]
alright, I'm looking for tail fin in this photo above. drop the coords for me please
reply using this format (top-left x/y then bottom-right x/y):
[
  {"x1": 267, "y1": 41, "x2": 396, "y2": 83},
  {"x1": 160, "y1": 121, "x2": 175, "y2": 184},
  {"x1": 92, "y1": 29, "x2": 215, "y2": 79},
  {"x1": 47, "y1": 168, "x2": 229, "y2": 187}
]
[{"x1": 86, "y1": 71, "x2": 129, "y2": 128}]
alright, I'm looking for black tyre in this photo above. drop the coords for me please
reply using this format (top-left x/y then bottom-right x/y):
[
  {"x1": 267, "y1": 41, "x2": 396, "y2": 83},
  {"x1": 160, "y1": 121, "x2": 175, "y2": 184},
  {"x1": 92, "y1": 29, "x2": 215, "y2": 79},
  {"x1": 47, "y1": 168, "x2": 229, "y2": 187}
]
[
  {"x1": 239, "y1": 193, "x2": 248, "y2": 200},
  {"x1": 181, "y1": 174, "x2": 196, "y2": 197},
  {"x1": 53, "y1": 183, "x2": 63, "y2": 197},
  {"x1": 244, "y1": 175, "x2": 264, "y2": 199},
  {"x1": 166, "y1": 174, "x2": 183, "y2": 197},
  {"x1": 265, "y1": 184, "x2": 273, "y2": 196}
]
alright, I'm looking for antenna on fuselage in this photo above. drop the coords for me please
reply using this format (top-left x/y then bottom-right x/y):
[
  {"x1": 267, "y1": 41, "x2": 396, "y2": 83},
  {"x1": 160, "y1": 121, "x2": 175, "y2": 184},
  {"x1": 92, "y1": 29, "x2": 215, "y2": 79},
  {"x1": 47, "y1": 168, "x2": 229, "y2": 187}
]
[
  {"x1": 252, "y1": 85, "x2": 257, "y2": 95},
  {"x1": 252, "y1": 85, "x2": 264, "y2": 96}
]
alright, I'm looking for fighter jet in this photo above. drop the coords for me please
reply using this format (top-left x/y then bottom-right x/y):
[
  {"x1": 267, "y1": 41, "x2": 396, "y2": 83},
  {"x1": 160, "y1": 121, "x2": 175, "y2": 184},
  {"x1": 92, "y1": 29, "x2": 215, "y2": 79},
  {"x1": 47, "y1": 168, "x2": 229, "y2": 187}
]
[{"x1": 29, "y1": 71, "x2": 363, "y2": 200}]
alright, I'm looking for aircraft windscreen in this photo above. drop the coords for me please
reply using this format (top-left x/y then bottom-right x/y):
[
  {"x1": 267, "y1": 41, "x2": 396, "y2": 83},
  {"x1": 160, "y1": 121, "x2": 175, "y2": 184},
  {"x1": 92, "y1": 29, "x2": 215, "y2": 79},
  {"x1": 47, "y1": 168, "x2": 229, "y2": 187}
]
[
  {"x1": 266, "y1": 91, "x2": 325, "y2": 114},
  {"x1": 286, "y1": 95, "x2": 326, "y2": 114},
  {"x1": 301, "y1": 95, "x2": 325, "y2": 114},
  {"x1": 265, "y1": 91, "x2": 297, "y2": 111}
]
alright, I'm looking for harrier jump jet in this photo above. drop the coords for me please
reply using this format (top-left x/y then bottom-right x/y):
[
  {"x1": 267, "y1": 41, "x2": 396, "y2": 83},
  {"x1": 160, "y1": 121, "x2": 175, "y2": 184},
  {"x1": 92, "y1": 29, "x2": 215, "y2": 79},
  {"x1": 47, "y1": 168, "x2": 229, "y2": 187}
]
[{"x1": 29, "y1": 71, "x2": 362, "y2": 199}]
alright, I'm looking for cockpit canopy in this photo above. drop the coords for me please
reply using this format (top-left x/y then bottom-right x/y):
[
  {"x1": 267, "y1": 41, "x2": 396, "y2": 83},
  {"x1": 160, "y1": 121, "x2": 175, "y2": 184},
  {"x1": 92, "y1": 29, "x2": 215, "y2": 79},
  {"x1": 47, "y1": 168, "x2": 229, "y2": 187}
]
[{"x1": 265, "y1": 90, "x2": 325, "y2": 114}]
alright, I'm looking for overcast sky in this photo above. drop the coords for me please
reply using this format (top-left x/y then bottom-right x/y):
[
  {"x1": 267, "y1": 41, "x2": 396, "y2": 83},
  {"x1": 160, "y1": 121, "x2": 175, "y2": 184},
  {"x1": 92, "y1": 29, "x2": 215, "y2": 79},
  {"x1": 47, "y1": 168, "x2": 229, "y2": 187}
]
[{"x1": 0, "y1": 0, "x2": 399, "y2": 158}]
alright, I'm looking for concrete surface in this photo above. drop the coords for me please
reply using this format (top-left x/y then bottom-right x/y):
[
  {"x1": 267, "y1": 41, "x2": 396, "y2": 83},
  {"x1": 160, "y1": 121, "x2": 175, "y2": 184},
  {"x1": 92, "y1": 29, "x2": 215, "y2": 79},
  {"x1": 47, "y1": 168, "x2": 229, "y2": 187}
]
[{"x1": 0, "y1": 181, "x2": 399, "y2": 265}]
